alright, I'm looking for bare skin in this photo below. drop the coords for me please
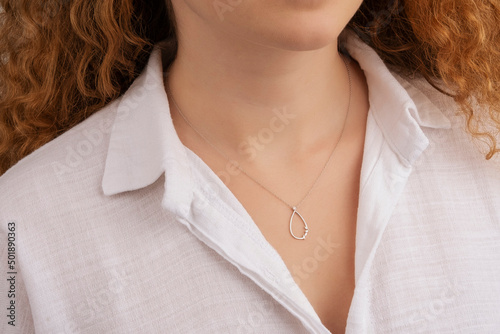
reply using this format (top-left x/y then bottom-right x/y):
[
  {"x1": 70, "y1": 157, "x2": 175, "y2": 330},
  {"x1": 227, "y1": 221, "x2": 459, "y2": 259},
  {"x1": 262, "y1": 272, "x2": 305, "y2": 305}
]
[{"x1": 166, "y1": 0, "x2": 369, "y2": 332}]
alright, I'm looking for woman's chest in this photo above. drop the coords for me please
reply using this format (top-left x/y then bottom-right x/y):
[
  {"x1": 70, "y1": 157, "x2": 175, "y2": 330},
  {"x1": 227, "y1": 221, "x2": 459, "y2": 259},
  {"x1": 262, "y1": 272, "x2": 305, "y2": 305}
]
[{"x1": 259, "y1": 185, "x2": 358, "y2": 334}]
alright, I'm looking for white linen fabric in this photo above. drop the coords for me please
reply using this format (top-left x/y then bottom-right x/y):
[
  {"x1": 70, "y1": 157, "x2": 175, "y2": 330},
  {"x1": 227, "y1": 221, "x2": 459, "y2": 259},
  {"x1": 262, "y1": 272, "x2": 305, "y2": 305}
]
[{"x1": 1, "y1": 33, "x2": 500, "y2": 334}]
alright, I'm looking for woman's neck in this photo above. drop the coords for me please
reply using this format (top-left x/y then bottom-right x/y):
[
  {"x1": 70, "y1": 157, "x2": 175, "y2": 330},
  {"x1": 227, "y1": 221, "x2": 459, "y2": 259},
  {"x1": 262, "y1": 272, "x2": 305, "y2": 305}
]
[{"x1": 165, "y1": 6, "x2": 353, "y2": 161}]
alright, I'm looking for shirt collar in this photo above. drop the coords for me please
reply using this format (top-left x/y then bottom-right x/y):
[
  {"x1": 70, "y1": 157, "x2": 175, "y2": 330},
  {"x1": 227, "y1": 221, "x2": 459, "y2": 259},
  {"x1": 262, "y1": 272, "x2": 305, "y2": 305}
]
[
  {"x1": 344, "y1": 31, "x2": 451, "y2": 166},
  {"x1": 101, "y1": 32, "x2": 451, "y2": 197},
  {"x1": 101, "y1": 46, "x2": 193, "y2": 216}
]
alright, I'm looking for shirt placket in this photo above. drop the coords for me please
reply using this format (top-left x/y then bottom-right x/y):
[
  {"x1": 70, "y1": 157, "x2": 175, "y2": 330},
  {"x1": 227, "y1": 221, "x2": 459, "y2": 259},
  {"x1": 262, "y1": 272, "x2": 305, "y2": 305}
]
[{"x1": 166, "y1": 149, "x2": 333, "y2": 334}]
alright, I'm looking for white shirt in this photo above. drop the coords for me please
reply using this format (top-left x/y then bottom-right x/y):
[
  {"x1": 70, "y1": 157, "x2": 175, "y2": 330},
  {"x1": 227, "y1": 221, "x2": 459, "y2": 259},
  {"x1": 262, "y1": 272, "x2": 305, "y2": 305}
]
[{"x1": 1, "y1": 33, "x2": 500, "y2": 334}]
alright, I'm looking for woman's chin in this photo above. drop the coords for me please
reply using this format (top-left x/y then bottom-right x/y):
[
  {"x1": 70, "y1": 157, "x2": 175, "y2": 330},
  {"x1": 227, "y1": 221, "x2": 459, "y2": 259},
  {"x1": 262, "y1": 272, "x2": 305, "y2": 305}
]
[
  {"x1": 251, "y1": 20, "x2": 343, "y2": 52},
  {"x1": 282, "y1": 0, "x2": 332, "y2": 11}
]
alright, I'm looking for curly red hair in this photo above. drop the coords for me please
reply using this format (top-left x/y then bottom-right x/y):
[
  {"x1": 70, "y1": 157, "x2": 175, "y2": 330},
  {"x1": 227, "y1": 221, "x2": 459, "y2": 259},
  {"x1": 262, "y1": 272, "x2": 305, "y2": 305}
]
[{"x1": 1, "y1": 0, "x2": 499, "y2": 175}]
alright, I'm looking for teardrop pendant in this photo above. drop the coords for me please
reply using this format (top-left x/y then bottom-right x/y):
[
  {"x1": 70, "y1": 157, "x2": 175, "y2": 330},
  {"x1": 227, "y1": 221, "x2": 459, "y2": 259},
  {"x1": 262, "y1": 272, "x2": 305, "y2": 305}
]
[{"x1": 289, "y1": 206, "x2": 309, "y2": 240}]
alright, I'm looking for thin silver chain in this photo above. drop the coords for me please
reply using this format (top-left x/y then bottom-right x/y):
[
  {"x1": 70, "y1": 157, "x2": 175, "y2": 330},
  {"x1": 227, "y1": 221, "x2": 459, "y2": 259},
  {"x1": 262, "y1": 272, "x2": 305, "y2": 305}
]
[{"x1": 167, "y1": 56, "x2": 352, "y2": 211}]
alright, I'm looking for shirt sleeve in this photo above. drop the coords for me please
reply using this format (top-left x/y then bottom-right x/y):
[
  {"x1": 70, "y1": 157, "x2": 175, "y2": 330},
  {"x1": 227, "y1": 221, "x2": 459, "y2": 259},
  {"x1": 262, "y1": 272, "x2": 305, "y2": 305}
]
[{"x1": 1, "y1": 222, "x2": 35, "y2": 334}]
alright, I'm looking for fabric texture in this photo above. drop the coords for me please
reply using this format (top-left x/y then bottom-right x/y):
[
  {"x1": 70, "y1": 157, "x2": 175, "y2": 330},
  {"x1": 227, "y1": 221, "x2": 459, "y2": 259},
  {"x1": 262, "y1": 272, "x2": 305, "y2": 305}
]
[{"x1": 1, "y1": 32, "x2": 500, "y2": 334}]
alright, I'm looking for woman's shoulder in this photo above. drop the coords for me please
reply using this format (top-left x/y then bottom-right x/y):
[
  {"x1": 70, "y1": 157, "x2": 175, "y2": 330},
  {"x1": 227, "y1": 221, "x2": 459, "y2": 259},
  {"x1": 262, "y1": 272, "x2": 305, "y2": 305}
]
[
  {"x1": 391, "y1": 68, "x2": 500, "y2": 171},
  {"x1": 0, "y1": 97, "x2": 122, "y2": 218},
  {"x1": 389, "y1": 68, "x2": 458, "y2": 121}
]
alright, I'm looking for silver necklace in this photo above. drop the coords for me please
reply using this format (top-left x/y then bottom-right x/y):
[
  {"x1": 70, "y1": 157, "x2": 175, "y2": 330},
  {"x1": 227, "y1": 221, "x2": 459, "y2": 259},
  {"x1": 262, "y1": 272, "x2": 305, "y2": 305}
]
[{"x1": 167, "y1": 56, "x2": 352, "y2": 240}]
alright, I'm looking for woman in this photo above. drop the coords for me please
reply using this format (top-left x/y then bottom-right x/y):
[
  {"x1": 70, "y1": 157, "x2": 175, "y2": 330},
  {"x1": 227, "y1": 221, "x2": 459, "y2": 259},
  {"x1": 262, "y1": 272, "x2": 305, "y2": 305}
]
[{"x1": 1, "y1": 0, "x2": 499, "y2": 333}]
